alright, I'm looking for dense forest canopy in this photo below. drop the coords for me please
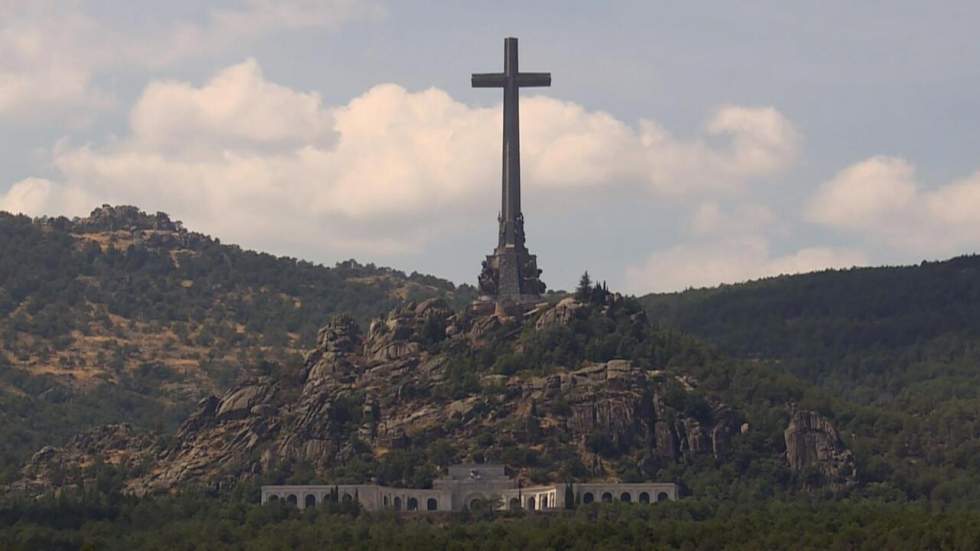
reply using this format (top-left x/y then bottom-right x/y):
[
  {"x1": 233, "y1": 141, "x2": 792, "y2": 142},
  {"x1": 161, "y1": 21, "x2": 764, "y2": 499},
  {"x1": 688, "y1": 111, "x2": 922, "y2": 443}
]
[
  {"x1": 641, "y1": 256, "x2": 980, "y2": 508},
  {"x1": 3, "y1": 489, "x2": 980, "y2": 550}
]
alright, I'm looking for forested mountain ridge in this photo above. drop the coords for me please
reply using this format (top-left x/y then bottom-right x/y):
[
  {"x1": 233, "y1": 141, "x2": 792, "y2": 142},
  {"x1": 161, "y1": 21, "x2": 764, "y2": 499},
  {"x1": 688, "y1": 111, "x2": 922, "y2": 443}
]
[
  {"x1": 641, "y1": 256, "x2": 980, "y2": 505},
  {"x1": 0, "y1": 205, "x2": 475, "y2": 481},
  {"x1": 642, "y1": 256, "x2": 980, "y2": 367}
]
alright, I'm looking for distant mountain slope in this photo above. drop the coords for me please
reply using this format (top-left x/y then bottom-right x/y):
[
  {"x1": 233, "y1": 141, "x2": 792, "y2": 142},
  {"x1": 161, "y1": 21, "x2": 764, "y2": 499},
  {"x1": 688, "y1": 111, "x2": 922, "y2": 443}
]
[
  {"x1": 640, "y1": 256, "x2": 980, "y2": 400},
  {"x1": 641, "y1": 257, "x2": 980, "y2": 505},
  {"x1": 0, "y1": 205, "x2": 475, "y2": 478}
]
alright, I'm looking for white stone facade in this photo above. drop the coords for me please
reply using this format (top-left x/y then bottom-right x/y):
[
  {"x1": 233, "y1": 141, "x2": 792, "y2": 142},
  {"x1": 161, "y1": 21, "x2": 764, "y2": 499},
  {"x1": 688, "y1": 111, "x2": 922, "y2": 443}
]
[{"x1": 261, "y1": 464, "x2": 678, "y2": 512}]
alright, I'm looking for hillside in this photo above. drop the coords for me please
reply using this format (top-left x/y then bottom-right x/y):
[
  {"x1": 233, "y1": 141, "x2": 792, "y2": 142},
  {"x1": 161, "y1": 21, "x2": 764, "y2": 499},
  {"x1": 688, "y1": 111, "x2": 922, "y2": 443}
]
[
  {"x1": 12, "y1": 289, "x2": 857, "y2": 505},
  {"x1": 0, "y1": 205, "x2": 476, "y2": 481},
  {"x1": 5, "y1": 275, "x2": 980, "y2": 547},
  {"x1": 7, "y1": 210, "x2": 980, "y2": 509},
  {"x1": 642, "y1": 256, "x2": 980, "y2": 505}
]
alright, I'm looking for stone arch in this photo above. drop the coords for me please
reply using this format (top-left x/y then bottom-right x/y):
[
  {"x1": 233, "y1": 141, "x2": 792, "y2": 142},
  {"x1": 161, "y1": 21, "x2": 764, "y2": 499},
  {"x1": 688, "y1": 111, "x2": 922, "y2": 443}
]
[
  {"x1": 582, "y1": 492, "x2": 594, "y2": 504},
  {"x1": 342, "y1": 493, "x2": 353, "y2": 503},
  {"x1": 394, "y1": 496, "x2": 402, "y2": 510},
  {"x1": 639, "y1": 492, "x2": 650, "y2": 504},
  {"x1": 383, "y1": 495, "x2": 389, "y2": 507},
  {"x1": 286, "y1": 494, "x2": 298, "y2": 507},
  {"x1": 466, "y1": 493, "x2": 486, "y2": 511},
  {"x1": 509, "y1": 497, "x2": 520, "y2": 511},
  {"x1": 305, "y1": 494, "x2": 317, "y2": 508},
  {"x1": 620, "y1": 492, "x2": 631, "y2": 503},
  {"x1": 408, "y1": 497, "x2": 419, "y2": 511},
  {"x1": 526, "y1": 496, "x2": 535, "y2": 510},
  {"x1": 427, "y1": 498, "x2": 438, "y2": 511},
  {"x1": 268, "y1": 494, "x2": 280, "y2": 503},
  {"x1": 601, "y1": 492, "x2": 613, "y2": 503},
  {"x1": 657, "y1": 492, "x2": 670, "y2": 503}
]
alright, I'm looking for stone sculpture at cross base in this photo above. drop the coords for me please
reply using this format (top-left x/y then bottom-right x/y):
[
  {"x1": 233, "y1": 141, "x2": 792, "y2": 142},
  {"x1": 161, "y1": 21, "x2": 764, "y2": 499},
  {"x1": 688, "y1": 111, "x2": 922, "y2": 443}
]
[
  {"x1": 478, "y1": 238, "x2": 546, "y2": 303},
  {"x1": 473, "y1": 37, "x2": 550, "y2": 305}
]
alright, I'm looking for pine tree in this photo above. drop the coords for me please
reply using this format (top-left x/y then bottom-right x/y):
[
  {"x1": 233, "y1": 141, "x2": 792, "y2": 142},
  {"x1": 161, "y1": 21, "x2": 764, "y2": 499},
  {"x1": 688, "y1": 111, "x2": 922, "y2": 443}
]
[{"x1": 575, "y1": 271, "x2": 592, "y2": 301}]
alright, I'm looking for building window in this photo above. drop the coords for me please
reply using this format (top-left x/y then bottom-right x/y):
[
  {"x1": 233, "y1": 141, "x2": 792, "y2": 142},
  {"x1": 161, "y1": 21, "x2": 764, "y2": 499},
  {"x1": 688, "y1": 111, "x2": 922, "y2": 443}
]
[
  {"x1": 601, "y1": 492, "x2": 612, "y2": 503},
  {"x1": 620, "y1": 492, "x2": 631, "y2": 502},
  {"x1": 342, "y1": 493, "x2": 353, "y2": 503},
  {"x1": 639, "y1": 492, "x2": 650, "y2": 504},
  {"x1": 384, "y1": 496, "x2": 389, "y2": 507},
  {"x1": 269, "y1": 495, "x2": 280, "y2": 503},
  {"x1": 394, "y1": 497, "x2": 402, "y2": 511},
  {"x1": 582, "y1": 492, "x2": 594, "y2": 504},
  {"x1": 427, "y1": 498, "x2": 438, "y2": 511},
  {"x1": 657, "y1": 492, "x2": 670, "y2": 503},
  {"x1": 305, "y1": 495, "x2": 317, "y2": 508},
  {"x1": 286, "y1": 495, "x2": 298, "y2": 507},
  {"x1": 408, "y1": 497, "x2": 419, "y2": 511}
]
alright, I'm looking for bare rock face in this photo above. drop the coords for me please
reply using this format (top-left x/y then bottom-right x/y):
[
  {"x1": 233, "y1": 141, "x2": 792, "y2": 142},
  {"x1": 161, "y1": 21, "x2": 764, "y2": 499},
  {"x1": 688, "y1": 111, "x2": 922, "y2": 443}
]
[
  {"x1": 784, "y1": 410, "x2": 857, "y2": 491},
  {"x1": 467, "y1": 314, "x2": 503, "y2": 341},
  {"x1": 130, "y1": 381, "x2": 284, "y2": 494},
  {"x1": 535, "y1": 297, "x2": 583, "y2": 330},
  {"x1": 304, "y1": 315, "x2": 361, "y2": 384},
  {"x1": 130, "y1": 347, "x2": 741, "y2": 493},
  {"x1": 12, "y1": 424, "x2": 155, "y2": 495},
  {"x1": 551, "y1": 361, "x2": 648, "y2": 450},
  {"x1": 11, "y1": 298, "x2": 755, "y2": 496},
  {"x1": 363, "y1": 299, "x2": 451, "y2": 363}
]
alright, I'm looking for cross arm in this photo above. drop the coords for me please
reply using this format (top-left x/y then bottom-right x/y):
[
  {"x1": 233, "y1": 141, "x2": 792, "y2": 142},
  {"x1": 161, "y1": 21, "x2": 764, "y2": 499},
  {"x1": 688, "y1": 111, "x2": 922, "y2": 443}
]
[
  {"x1": 472, "y1": 73, "x2": 506, "y2": 87},
  {"x1": 515, "y1": 72, "x2": 551, "y2": 87}
]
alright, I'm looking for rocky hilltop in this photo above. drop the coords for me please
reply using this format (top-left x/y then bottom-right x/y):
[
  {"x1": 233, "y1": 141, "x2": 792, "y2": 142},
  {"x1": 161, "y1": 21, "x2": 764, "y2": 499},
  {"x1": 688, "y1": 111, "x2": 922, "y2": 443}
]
[
  {"x1": 12, "y1": 291, "x2": 856, "y2": 497},
  {"x1": 0, "y1": 205, "x2": 474, "y2": 477}
]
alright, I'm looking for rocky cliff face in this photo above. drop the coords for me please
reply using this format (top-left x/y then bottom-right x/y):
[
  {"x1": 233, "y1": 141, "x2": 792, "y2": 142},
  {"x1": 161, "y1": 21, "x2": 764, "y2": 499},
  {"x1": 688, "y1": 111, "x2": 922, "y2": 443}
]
[
  {"x1": 121, "y1": 297, "x2": 734, "y2": 493},
  {"x1": 784, "y1": 410, "x2": 857, "y2": 491},
  {"x1": 11, "y1": 296, "x2": 855, "y2": 496},
  {"x1": 12, "y1": 424, "x2": 156, "y2": 495}
]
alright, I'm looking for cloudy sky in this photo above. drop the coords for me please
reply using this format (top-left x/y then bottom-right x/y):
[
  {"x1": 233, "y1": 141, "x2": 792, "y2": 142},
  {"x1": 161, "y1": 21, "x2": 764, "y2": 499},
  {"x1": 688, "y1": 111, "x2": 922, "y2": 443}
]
[{"x1": 2, "y1": 1, "x2": 979, "y2": 293}]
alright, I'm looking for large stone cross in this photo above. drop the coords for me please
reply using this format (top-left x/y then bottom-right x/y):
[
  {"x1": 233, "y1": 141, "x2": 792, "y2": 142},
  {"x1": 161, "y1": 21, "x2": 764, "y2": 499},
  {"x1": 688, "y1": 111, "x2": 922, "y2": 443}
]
[
  {"x1": 472, "y1": 37, "x2": 550, "y2": 302},
  {"x1": 472, "y1": 37, "x2": 550, "y2": 251}
]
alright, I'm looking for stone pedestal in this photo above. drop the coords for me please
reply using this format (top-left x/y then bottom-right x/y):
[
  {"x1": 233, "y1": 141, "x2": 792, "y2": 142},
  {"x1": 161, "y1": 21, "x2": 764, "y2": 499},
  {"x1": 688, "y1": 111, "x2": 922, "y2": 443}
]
[{"x1": 479, "y1": 245, "x2": 544, "y2": 303}]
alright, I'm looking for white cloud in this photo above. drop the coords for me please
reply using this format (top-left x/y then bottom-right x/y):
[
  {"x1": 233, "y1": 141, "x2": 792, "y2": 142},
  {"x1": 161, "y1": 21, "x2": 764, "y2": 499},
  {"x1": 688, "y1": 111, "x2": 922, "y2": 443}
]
[
  {"x1": 807, "y1": 156, "x2": 980, "y2": 254},
  {"x1": 806, "y1": 156, "x2": 918, "y2": 231},
  {"x1": 0, "y1": 8, "x2": 114, "y2": 117},
  {"x1": 0, "y1": 177, "x2": 92, "y2": 217},
  {"x1": 626, "y1": 202, "x2": 865, "y2": 292},
  {"x1": 524, "y1": 101, "x2": 800, "y2": 194},
  {"x1": 626, "y1": 237, "x2": 866, "y2": 293},
  {"x1": 7, "y1": 60, "x2": 799, "y2": 260},
  {"x1": 0, "y1": 178, "x2": 52, "y2": 215},
  {"x1": 0, "y1": 1, "x2": 382, "y2": 118},
  {"x1": 130, "y1": 59, "x2": 335, "y2": 151}
]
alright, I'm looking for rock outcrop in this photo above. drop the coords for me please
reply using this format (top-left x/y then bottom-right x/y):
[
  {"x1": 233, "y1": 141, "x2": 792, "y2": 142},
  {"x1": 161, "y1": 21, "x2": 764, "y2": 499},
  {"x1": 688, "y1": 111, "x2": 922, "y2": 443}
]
[
  {"x1": 784, "y1": 410, "x2": 857, "y2": 491},
  {"x1": 10, "y1": 297, "x2": 852, "y2": 497},
  {"x1": 123, "y1": 300, "x2": 739, "y2": 492},
  {"x1": 13, "y1": 424, "x2": 156, "y2": 495},
  {"x1": 535, "y1": 297, "x2": 583, "y2": 329}
]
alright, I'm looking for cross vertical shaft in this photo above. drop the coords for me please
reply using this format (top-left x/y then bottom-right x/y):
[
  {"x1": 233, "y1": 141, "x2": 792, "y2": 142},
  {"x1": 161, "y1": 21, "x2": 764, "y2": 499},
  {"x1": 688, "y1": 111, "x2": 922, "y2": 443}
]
[
  {"x1": 472, "y1": 37, "x2": 550, "y2": 302},
  {"x1": 502, "y1": 36, "x2": 521, "y2": 249}
]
